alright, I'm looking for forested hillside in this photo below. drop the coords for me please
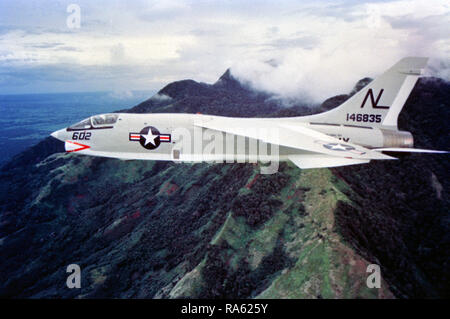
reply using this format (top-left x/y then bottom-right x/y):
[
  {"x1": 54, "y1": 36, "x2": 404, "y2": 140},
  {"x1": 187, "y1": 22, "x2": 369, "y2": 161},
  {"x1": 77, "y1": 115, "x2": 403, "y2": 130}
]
[{"x1": 0, "y1": 71, "x2": 448, "y2": 298}]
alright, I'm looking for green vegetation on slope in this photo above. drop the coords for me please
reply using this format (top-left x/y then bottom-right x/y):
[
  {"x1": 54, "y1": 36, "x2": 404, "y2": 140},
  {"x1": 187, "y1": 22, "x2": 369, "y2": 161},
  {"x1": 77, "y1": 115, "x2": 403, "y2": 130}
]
[{"x1": 0, "y1": 73, "x2": 447, "y2": 298}]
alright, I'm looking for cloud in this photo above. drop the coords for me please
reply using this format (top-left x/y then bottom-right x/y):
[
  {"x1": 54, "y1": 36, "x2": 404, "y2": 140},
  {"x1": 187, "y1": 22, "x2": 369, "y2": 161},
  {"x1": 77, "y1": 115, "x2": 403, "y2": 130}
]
[
  {"x1": 0, "y1": 0, "x2": 448, "y2": 98},
  {"x1": 110, "y1": 43, "x2": 126, "y2": 64},
  {"x1": 151, "y1": 93, "x2": 172, "y2": 101},
  {"x1": 267, "y1": 35, "x2": 319, "y2": 50},
  {"x1": 24, "y1": 42, "x2": 65, "y2": 49},
  {"x1": 230, "y1": 0, "x2": 450, "y2": 102}
]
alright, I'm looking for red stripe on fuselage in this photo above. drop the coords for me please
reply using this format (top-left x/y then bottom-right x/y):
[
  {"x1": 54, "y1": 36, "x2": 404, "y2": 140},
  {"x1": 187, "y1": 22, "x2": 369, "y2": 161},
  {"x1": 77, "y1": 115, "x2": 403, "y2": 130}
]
[{"x1": 66, "y1": 141, "x2": 90, "y2": 153}]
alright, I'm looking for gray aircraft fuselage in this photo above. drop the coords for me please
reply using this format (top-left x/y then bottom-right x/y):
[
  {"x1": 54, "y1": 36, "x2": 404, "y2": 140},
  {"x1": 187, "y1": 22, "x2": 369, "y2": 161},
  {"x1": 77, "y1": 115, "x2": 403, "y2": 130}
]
[{"x1": 51, "y1": 112, "x2": 412, "y2": 162}]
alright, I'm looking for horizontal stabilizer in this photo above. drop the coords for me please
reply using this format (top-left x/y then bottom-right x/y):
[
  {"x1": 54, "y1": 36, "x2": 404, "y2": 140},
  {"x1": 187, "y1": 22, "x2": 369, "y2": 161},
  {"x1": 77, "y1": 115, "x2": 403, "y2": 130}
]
[
  {"x1": 288, "y1": 155, "x2": 371, "y2": 169},
  {"x1": 374, "y1": 147, "x2": 448, "y2": 154}
]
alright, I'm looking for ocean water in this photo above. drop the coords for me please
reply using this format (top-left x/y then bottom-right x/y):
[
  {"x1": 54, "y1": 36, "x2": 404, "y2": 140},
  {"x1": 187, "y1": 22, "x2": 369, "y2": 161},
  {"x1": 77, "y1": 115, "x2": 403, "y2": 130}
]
[{"x1": 0, "y1": 91, "x2": 154, "y2": 167}]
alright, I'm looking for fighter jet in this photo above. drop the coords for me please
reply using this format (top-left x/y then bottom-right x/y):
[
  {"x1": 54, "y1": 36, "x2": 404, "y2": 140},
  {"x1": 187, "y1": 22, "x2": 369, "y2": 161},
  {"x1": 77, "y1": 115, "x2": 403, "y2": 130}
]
[{"x1": 50, "y1": 57, "x2": 447, "y2": 169}]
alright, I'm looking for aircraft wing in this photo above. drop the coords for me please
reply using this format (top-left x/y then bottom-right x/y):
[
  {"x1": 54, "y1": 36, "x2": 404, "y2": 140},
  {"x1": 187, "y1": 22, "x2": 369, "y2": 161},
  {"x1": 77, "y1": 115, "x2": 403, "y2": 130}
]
[
  {"x1": 288, "y1": 154, "x2": 370, "y2": 169},
  {"x1": 194, "y1": 117, "x2": 396, "y2": 162},
  {"x1": 373, "y1": 147, "x2": 448, "y2": 154}
]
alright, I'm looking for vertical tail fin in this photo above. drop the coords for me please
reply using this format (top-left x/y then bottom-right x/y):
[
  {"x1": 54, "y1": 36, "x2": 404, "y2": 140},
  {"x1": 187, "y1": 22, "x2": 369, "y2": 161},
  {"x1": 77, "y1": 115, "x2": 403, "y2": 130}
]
[{"x1": 308, "y1": 57, "x2": 429, "y2": 129}]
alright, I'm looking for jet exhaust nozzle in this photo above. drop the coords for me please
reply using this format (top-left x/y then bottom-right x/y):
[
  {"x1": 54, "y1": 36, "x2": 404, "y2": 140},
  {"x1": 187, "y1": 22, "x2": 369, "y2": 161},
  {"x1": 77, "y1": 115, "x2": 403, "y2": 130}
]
[{"x1": 381, "y1": 129, "x2": 414, "y2": 148}]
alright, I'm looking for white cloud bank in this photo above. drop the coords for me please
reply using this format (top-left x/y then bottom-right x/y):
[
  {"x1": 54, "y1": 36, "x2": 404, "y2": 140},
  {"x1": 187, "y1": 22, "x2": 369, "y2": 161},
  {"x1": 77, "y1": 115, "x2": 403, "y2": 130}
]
[
  {"x1": 0, "y1": 0, "x2": 448, "y2": 99},
  {"x1": 230, "y1": 0, "x2": 450, "y2": 102}
]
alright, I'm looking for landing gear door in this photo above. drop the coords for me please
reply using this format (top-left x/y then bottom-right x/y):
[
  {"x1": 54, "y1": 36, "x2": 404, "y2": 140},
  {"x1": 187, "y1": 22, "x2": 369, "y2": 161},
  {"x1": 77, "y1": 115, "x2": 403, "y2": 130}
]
[
  {"x1": 172, "y1": 149, "x2": 181, "y2": 160},
  {"x1": 171, "y1": 125, "x2": 194, "y2": 162},
  {"x1": 171, "y1": 127, "x2": 191, "y2": 161}
]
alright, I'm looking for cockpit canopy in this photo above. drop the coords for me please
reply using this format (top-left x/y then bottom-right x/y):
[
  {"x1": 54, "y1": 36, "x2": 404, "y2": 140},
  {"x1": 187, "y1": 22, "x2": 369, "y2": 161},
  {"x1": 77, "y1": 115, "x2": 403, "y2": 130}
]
[
  {"x1": 68, "y1": 114, "x2": 118, "y2": 130},
  {"x1": 92, "y1": 114, "x2": 119, "y2": 126}
]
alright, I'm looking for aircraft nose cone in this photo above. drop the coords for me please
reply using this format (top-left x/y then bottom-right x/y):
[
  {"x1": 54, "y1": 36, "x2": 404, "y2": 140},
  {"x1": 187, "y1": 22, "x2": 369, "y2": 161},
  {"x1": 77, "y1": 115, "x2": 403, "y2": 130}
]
[{"x1": 50, "y1": 129, "x2": 65, "y2": 141}]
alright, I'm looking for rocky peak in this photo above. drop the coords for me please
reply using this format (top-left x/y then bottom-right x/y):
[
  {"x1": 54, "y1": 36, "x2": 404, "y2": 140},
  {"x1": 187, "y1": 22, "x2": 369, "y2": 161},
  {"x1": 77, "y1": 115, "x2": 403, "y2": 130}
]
[
  {"x1": 349, "y1": 77, "x2": 373, "y2": 96},
  {"x1": 157, "y1": 79, "x2": 211, "y2": 100},
  {"x1": 213, "y1": 68, "x2": 249, "y2": 92}
]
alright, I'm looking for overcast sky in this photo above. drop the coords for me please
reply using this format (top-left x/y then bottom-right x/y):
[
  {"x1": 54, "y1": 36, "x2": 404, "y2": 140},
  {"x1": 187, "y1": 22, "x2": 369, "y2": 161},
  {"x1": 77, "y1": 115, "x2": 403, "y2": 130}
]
[{"x1": 0, "y1": 0, "x2": 449, "y2": 102}]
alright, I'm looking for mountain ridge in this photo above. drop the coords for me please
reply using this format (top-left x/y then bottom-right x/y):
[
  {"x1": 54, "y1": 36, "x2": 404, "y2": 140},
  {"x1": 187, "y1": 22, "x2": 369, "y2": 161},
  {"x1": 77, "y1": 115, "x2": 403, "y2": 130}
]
[{"x1": 0, "y1": 70, "x2": 448, "y2": 298}]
